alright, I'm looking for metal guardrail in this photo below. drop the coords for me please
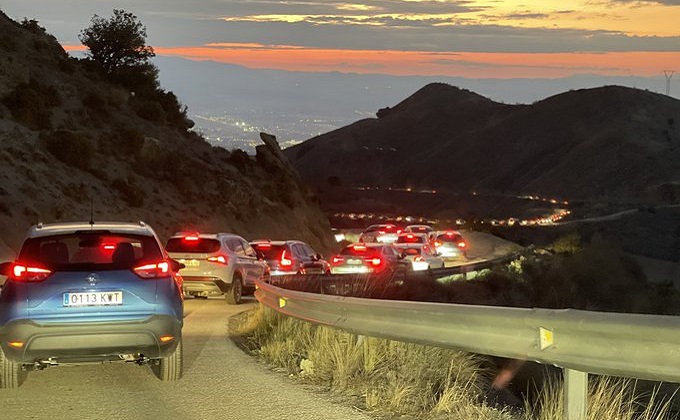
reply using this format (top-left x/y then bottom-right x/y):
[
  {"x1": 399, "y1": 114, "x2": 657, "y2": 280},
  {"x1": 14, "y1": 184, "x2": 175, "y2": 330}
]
[{"x1": 254, "y1": 272, "x2": 680, "y2": 419}]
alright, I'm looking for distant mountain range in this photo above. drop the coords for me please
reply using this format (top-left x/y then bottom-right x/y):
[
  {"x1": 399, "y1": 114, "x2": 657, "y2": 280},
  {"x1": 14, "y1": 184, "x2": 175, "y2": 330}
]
[
  {"x1": 283, "y1": 83, "x2": 680, "y2": 208},
  {"x1": 154, "y1": 56, "x2": 675, "y2": 154}
]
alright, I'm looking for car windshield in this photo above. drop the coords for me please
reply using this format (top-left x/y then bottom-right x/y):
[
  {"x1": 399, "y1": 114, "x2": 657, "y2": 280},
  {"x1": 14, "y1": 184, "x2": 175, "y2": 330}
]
[
  {"x1": 19, "y1": 232, "x2": 162, "y2": 270},
  {"x1": 251, "y1": 243, "x2": 286, "y2": 260},
  {"x1": 166, "y1": 237, "x2": 220, "y2": 253}
]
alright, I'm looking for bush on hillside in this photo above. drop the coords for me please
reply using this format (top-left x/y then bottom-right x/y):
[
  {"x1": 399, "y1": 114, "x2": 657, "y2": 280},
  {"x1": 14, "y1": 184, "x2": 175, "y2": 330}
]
[
  {"x1": 42, "y1": 130, "x2": 92, "y2": 169},
  {"x1": 111, "y1": 177, "x2": 144, "y2": 207},
  {"x1": 3, "y1": 79, "x2": 60, "y2": 130}
]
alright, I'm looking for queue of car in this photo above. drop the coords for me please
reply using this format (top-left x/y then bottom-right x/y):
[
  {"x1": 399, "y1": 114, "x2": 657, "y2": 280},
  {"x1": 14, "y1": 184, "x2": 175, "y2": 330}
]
[{"x1": 0, "y1": 220, "x2": 467, "y2": 388}]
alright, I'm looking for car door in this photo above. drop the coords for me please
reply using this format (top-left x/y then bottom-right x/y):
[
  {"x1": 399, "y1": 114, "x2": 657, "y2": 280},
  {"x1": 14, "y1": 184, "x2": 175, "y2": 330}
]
[{"x1": 239, "y1": 238, "x2": 263, "y2": 285}]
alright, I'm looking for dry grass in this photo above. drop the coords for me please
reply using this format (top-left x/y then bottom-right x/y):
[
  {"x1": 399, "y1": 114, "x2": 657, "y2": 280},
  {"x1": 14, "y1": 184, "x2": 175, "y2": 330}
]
[
  {"x1": 236, "y1": 304, "x2": 679, "y2": 420},
  {"x1": 523, "y1": 375, "x2": 676, "y2": 420}
]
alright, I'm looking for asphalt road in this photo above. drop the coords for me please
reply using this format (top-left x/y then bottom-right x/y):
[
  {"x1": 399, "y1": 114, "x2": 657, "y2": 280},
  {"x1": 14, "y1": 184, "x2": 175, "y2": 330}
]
[{"x1": 0, "y1": 298, "x2": 374, "y2": 420}]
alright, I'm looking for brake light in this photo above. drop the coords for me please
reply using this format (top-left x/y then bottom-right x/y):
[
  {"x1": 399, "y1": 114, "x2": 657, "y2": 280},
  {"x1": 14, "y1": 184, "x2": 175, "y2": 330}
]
[
  {"x1": 133, "y1": 261, "x2": 170, "y2": 279},
  {"x1": 256, "y1": 243, "x2": 271, "y2": 249},
  {"x1": 183, "y1": 234, "x2": 199, "y2": 241},
  {"x1": 353, "y1": 245, "x2": 367, "y2": 251},
  {"x1": 378, "y1": 230, "x2": 385, "y2": 235},
  {"x1": 434, "y1": 241, "x2": 443, "y2": 247},
  {"x1": 102, "y1": 243, "x2": 116, "y2": 251},
  {"x1": 407, "y1": 234, "x2": 414, "y2": 239},
  {"x1": 397, "y1": 229, "x2": 402, "y2": 234},
  {"x1": 207, "y1": 255, "x2": 229, "y2": 265},
  {"x1": 280, "y1": 250, "x2": 293, "y2": 267},
  {"x1": 332, "y1": 256, "x2": 344, "y2": 265},
  {"x1": 369, "y1": 257, "x2": 382, "y2": 266},
  {"x1": 458, "y1": 241, "x2": 467, "y2": 249},
  {"x1": 11, "y1": 264, "x2": 52, "y2": 282}
]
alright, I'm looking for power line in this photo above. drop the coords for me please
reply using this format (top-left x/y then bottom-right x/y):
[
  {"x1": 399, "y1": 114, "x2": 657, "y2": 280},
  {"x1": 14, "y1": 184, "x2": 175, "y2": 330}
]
[{"x1": 664, "y1": 70, "x2": 675, "y2": 96}]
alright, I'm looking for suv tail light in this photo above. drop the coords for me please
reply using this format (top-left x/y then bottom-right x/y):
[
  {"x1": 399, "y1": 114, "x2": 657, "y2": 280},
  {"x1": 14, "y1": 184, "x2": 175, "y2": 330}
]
[
  {"x1": 457, "y1": 241, "x2": 467, "y2": 249},
  {"x1": 331, "y1": 256, "x2": 344, "y2": 265},
  {"x1": 133, "y1": 261, "x2": 170, "y2": 279},
  {"x1": 369, "y1": 257, "x2": 382, "y2": 266},
  {"x1": 11, "y1": 264, "x2": 52, "y2": 282},
  {"x1": 207, "y1": 255, "x2": 229, "y2": 265},
  {"x1": 280, "y1": 250, "x2": 293, "y2": 267}
]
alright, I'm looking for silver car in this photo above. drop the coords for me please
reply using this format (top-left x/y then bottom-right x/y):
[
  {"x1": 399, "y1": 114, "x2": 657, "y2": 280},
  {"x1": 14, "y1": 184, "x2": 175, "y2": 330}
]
[{"x1": 165, "y1": 232, "x2": 269, "y2": 304}]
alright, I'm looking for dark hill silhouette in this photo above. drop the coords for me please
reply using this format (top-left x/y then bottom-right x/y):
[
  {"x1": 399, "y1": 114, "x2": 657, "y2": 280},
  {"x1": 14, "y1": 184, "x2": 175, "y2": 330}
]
[{"x1": 285, "y1": 83, "x2": 680, "y2": 207}]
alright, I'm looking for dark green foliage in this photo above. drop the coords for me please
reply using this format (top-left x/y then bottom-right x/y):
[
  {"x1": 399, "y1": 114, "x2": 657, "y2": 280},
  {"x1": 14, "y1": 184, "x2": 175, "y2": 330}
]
[
  {"x1": 113, "y1": 128, "x2": 145, "y2": 156},
  {"x1": 42, "y1": 130, "x2": 92, "y2": 169},
  {"x1": 550, "y1": 233, "x2": 581, "y2": 254},
  {"x1": 83, "y1": 92, "x2": 107, "y2": 115},
  {"x1": 78, "y1": 9, "x2": 154, "y2": 75},
  {"x1": 3, "y1": 79, "x2": 60, "y2": 130},
  {"x1": 20, "y1": 18, "x2": 47, "y2": 35},
  {"x1": 131, "y1": 97, "x2": 165, "y2": 122},
  {"x1": 111, "y1": 177, "x2": 144, "y2": 207}
]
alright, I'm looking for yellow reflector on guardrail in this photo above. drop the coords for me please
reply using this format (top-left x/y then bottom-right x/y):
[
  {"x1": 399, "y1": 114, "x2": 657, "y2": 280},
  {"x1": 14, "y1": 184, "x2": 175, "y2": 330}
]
[
  {"x1": 540, "y1": 327, "x2": 554, "y2": 350},
  {"x1": 279, "y1": 297, "x2": 287, "y2": 308}
]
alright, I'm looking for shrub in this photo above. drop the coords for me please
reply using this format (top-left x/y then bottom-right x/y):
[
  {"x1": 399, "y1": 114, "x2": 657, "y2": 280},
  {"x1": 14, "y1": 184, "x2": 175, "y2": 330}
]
[
  {"x1": 3, "y1": 79, "x2": 60, "y2": 130},
  {"x1": 111, "y1": 177, "x2": 144, "y2": 207},
  {"x1": 113, "y1": 127, "x2": 145, "y2": 156},
  {"x1": 82, "y1": 92, "x2": 107, "y2": 115},
  {"x1": 42, "y1": 130, "x2": 92, "y2": 169},
  {"x1": 131, "y1": 97, "x2": 165, "y2": 122}
]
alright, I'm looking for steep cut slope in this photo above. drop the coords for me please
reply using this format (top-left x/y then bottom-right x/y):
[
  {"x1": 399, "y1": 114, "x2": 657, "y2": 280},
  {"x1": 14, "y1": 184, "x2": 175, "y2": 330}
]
[
  {"x1": 0, "y1": 12, "x2": 335, "y2": 255},
  {"x1": 285, "y1": 83, "x2": 680, "y2": 206}
]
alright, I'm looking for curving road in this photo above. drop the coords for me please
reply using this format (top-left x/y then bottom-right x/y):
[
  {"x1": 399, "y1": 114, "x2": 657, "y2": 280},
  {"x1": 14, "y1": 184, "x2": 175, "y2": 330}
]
[{"x1": 0, "y1": 298, "x2": 373, "y2": 420}]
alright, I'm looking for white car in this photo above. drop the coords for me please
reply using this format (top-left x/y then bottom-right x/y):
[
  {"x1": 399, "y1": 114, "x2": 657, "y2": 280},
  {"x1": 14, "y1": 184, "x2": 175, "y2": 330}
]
[
  {"x1": 165, "y1": 232, "x2": 269, "y2": 304},
  {"x1": 394, "y1": 243, "x2": 444, "y2": 271},
  {"x1": 403, "y1": 225, "x2": 436, "y2": 242}
]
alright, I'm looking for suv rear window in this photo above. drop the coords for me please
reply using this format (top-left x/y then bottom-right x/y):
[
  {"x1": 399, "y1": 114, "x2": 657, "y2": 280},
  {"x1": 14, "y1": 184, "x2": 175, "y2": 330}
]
[
  {"x1": 19, "y1": 232, "x2": 162, "y2": 270},
  {"x1": 166, "y1": 238, "x2": 220, "y2": 253},
  {"x1": 436, "y1": 233, "x2": 463, "y2": 243},
  {"x1": 251, "y1": 243, "x2": 286, "y2": 260},
  {"x1": 340, "y1": 244, "x2": 382, "y2": 257}
]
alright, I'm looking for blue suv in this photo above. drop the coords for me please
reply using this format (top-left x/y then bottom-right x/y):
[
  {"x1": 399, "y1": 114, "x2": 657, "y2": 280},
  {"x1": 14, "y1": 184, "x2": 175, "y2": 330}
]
[{"x1": 0, "y1": 221, "x2": 184, "y2": 388}]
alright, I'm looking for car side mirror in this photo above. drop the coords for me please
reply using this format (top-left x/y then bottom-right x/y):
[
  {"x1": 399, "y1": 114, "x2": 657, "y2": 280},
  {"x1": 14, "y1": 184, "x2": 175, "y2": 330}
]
[
  {"x1": 312, "y1": 253, "x2": 322, "y2": 261},
  {"x1": 0, "y1": 261, "x2": 12, "y2": 276},
  {"x1": 170, "y1": 259, "x2": 185, "y2": 272}
]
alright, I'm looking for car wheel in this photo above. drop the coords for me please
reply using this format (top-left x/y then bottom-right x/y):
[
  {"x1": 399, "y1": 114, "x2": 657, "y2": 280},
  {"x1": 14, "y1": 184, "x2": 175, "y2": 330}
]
[
  {"x1": 151, "y1": 336, "x2": 183, "y2": 381},
  {"x1": 225, "y1": 275, "x2": 243, "y2": 305},
  {"x1": 0, "y1": 345, "x2": 27, "y2": 388}
]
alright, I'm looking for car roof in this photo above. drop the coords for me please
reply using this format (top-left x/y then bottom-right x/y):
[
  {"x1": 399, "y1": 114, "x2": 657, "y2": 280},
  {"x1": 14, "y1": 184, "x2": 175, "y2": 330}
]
[
  {"x1": 250, "y1": 239, "x2": 304, "y2": 246},
  {"x1": 27, "y1": 221, "x2": 156, "y2": 238}
]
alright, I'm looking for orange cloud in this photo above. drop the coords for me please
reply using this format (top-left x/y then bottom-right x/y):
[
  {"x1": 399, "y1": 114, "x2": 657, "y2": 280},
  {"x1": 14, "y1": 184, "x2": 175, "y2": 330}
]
[{"x1": 152, "y1": 44, "x2": 678, "y2": 78}]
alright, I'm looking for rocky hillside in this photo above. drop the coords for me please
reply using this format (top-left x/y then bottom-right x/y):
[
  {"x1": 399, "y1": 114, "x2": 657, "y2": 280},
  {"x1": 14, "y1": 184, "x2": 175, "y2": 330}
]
[
  {"x1": 0, "y1": 11, "x2": 336, "y2": 257},
  {"x1": 285, "y1": 82, "x2": 680, "y2": 209}
]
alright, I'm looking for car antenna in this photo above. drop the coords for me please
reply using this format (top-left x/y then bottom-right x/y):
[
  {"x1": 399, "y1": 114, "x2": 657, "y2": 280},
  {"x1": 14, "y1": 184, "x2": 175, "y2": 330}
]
[{"x1": 89, "y1": 197, "x2": 95, "y2": 228}]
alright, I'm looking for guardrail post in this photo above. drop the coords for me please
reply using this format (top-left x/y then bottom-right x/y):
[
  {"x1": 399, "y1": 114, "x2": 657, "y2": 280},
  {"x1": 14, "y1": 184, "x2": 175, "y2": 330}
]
[{"x1": 564, "y1": 368, "x2": 587, "y2": 420}]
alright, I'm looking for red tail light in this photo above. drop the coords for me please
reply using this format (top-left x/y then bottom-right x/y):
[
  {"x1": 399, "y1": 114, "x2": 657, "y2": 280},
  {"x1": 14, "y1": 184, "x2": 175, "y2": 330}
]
[
  {"x1": 183, "y1": 234, "x2": 200, "y2": 241},
  {"x1": 434, "y1": 241, "x2": 443, "y2": 247},
  {"x1": 133, "y1": 261, "x2": 170, "y2": 279},
  {"x1": 369, "y1": 257, "x2": 382, "y2": 266},
  {"x1": 280, "y1": 250, "x2": 293, "y2": 267},
  {"x1": 353, "y1": 245, "x2": 367, "y2": 252},
  {"x1": 11, "y1": 264, "x2": 52, "y2": 282},
  {"x1": 457, "y1": 241, "x2": 467, "y2": 249},
  {"x1": 378, "y1": 230, "x2": 385, "y2": 235},
  {"x1": 332, "y1": 256, "x2": 344, "y2": 265},
  {"x1": 207, "y1": 255, "x2": 229, "y2": 265}
]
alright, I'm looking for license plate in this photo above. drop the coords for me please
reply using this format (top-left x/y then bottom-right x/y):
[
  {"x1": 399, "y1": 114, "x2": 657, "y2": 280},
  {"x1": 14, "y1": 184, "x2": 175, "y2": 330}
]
[
  {"x1": 346, "y1": 259, "x2": 361, "y2": 265},
  {"x1": 63, "y1": 291, "x2": 123, "y2": 306},
  {"x1": 182, "y1": 259, "x2": 200, "y2": 267}
]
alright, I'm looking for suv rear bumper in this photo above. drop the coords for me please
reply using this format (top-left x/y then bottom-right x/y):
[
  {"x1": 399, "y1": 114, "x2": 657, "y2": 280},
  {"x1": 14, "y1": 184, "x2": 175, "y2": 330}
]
[
  {"x1": 182, "y1": 276, "x2": 231, "y2": 294},
  {"x1": 0, "y1": 315, "x2": 182, "y2": 364}
]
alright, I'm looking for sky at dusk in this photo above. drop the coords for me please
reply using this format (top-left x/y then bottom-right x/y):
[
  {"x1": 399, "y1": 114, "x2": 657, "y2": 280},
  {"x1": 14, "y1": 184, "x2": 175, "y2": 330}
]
[{"x1": 1, "y1": 0, "x2": 679, "y2": 79}]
